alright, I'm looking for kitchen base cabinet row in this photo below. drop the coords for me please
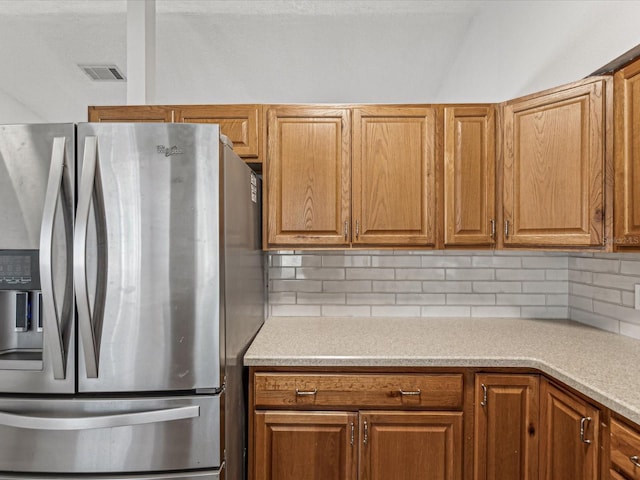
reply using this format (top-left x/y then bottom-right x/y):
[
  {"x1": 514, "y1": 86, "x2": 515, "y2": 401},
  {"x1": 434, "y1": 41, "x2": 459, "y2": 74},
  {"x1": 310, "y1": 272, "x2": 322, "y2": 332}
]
[{"x1": 249, "y1": 368, "x2": 640, "y2": 480}]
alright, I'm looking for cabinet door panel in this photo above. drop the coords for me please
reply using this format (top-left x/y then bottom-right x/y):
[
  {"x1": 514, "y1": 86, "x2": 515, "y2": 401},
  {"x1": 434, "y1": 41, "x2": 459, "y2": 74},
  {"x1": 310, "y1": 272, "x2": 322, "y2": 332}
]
[
  {"x1": 540, "y1": 379, "x2": 599, "y2": 480},
  {"x1": 176, "y1": 105, "x2": 261, "y2": 159},
  {"x1": 503, "y1": 79, "x2": 606, "y2": 246},
  {"x1": 88, "y1": 105, "x2": 173, "y2": 122},
  {"x1": 254, "y1": 410, "x2": 357, "y2": 480},
  {"x1": 474, "y1": 374, "x2": 539, "y2": 480},
  {"x1": 444, "y1": 106, "x2": 495, "y2": 246},
  {"x1": 614, "y1": 58, "x2": 640, "y2": 250},
  {"x1": 267, "y1": 107, "x2": 351, "y2": 247},
  {"x1": 360, "y1": 411, "x2": 462, "y2": 480},
  {"x1": 352, "y1": 106, "x2": 436, "y2": 246}
]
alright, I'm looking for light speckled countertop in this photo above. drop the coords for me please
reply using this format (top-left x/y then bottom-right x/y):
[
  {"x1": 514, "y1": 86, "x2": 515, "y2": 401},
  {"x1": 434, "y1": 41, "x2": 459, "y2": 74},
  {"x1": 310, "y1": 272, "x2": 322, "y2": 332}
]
[{"x1": 244, "y1": 316, "x2": 640, "y2": 425}]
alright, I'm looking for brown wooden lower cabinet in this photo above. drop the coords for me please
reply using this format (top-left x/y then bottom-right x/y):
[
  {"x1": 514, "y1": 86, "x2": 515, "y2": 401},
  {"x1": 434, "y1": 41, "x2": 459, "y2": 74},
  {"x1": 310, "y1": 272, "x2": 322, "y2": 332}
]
[
  {"x1": 253, "y1": 410, "x2": 357, "y2": 480},
  {"x1": 474, "y1": 374, "x2": 539, "y2": 480},
  {"x1": 250, "y1": 369, "x2": 638, "y2": 480},
  {"x1": 253, "y1": 409, "x2": 462, "y2": 480},
  {"x1": 540, "y1": 378, "x2": 600, "y2": 480}
]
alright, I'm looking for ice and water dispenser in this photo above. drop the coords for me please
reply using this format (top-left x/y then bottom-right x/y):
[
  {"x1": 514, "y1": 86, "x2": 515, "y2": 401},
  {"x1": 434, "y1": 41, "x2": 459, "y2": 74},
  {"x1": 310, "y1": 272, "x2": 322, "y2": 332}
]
[{"x1": 0, "y1": 250, "x2": 43, "y2": 369}]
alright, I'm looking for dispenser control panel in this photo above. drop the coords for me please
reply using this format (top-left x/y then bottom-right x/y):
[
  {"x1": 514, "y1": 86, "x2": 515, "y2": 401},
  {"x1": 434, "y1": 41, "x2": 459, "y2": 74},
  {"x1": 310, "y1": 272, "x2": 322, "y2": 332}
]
[{"x1": 0, "y1": 250, "x2": 40, "y2": 290}]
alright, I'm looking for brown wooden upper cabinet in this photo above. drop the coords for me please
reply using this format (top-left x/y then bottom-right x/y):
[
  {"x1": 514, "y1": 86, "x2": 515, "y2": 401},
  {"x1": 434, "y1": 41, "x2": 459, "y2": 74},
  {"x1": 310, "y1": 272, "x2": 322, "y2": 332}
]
[
  {"x1": 266, "y1": 106, "x2": 351, "y2": 247},
  {"x1": 352, "y1": 106, "x2": 437, "y2": 246},
  {"x1": 88, "y1": 104, "x2": 262, "y2": 163},
  {"x1": 265, "y1": 105, "x2": 438, "y2": 248},
  {"x1": 502, "y1": 77, "x2": 609, "y2": 247},
  {"x1": 614, "y1": 57, "x2": 640, "y2": 251},
  {"x1": 443, "y1": 106, "x2": 496, "y2": 247},
  {"x1": 88, "y1": 105, "x2": 174, "y2": 123}
]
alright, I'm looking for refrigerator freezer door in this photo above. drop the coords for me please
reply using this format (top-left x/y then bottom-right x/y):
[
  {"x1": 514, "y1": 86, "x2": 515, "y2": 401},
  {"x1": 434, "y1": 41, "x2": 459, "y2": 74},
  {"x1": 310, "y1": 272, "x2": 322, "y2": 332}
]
[
  {"x1": 0, "y1": 473, "x2": 221, "y2": 480},
  {"x1": 76, "y1": 123, "x2": 221, "y2": 393},
  {"x1": 0, "y1": 124, "x2": 75, "y2": 394},
  {"x1": 0, "y1": 395, "x2": 221, "y2": 474}
]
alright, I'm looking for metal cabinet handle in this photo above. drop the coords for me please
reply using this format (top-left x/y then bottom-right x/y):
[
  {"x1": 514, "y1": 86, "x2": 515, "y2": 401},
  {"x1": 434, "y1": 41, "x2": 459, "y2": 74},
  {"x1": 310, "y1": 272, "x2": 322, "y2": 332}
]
[
  {"x1": 630, "y1": 455, "x2": 640, "y2": 468},
  {"x1": 355, "y1": 220, "x2": 360, "y2": 240},
  {"x1": 40, "y1": 136, "x2": 69, "y2": 380},
  {"x1": 480, "y1": 383, "x2": 488, "y2": 407},
  {"x1": 490, "y1": 219, "x2": 496, "y2": 240},
  {"x1": 363, "y1": 420, "x2": 368, "y2": 445},
  {"x1": 504, "y1": 220, "x2": 510, "y2": 238},
  {"x1": 344, "y1": 221, "x2": 349, "y2": 241},
  {"x1": 580, "y1": 416, "x2": 592, "y2": 444},
  {"x1": 399, "y1": 389, "x2": 421, "y2": 396},
  {"x1": 350, "y1": 422, "x2": 355, "y2": 446},
  {"x1": 295, "y1": 388, "x2": 317, "y2": 396}
]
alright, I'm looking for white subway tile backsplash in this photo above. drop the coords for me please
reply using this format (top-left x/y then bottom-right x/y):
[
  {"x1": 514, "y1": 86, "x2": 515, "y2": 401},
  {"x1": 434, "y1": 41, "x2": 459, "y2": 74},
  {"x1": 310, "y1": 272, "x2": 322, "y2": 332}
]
[
  {"x1": 472, "y1": 306, "x2": 521, "y2": 317},
  {"x1": 346, "y1": 268, "x2": 395, "y2": 280},
  {"x1": 372, "y1": 305, "x2": 421, "y2": 317},
  {"x1": 421, "y1": 306, "x2": 471, "y2": 317},
  {"x1": 266, "y1": 250, "x2": 640, "y2": 340},
  {"x1": 497, "y1": 294, "x2": 546, "y2": 306}
]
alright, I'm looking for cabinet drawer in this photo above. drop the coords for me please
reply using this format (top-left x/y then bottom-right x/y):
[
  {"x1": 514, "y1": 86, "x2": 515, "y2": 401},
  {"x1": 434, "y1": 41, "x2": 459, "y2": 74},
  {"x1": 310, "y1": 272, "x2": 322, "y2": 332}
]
[
  {"x1": 611, "y1": 418, "x2": 640, "y2": 479},
  {"x1": 254, "y1": 373, "x2": 463, "y2": 409}
]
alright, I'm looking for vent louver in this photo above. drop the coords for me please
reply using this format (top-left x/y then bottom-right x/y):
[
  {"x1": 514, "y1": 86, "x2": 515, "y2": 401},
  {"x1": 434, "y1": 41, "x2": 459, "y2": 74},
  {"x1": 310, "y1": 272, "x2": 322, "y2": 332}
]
[{"x1": 79, "y1": 65, "x2": 126, "y2": 81}]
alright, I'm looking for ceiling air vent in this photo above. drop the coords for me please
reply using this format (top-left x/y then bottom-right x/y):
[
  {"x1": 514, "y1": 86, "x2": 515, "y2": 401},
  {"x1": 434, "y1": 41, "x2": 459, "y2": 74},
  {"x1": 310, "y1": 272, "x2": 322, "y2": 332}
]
[{"x1": 79, "y1": 64, "x2": 126, "y2": 81}]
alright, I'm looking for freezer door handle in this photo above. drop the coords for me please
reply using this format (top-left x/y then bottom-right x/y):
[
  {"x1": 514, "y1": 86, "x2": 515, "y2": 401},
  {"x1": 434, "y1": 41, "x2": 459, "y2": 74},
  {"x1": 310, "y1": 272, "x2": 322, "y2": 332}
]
[
  {"x1": 39, "y1": 136, "x2": 68, "y2": 379},
  {"x1": 0, "y1": 405, "x2": 199, "y2": 430},
  {"x1": 74, "y1": 135, "x2": 102, "y2": 378}
]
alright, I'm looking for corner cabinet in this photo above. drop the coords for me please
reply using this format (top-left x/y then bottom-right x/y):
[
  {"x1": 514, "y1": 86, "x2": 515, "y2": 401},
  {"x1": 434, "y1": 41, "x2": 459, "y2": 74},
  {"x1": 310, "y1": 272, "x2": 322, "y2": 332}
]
[
  {"x1": 539, "y1": 378, "x2": 599, "y2": 480},
  {"x1": 265, "y1": 105, "x2": 438, "y2": 249},
  {"x1": 502, "y1": 77, "x2": 610, "y2": 248},
  {"x1": 614, "y1": 57, "x2": 640, "y2": 251},
  {"x1": 474, "y1": 374, "x2": 539, "y2": 480},
  {"x1": 88, "y1": 104, "x2": 263, "y2": 163},
  {"x1": 443, "y1": 106, "x2": 496, "y2": 247}
]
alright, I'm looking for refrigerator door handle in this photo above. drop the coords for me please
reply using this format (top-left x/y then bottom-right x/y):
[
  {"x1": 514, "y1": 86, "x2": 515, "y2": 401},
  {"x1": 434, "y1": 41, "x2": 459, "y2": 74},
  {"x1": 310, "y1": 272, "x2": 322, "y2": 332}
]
[
  {"x1": 74, "y1": 135, "x2": 101, "y2": 378},
  {"x1": 39, "y1": 136, "x2": 68, "y2": 380},
  {"x1": 0, "y1": 405, "x2": 199, "y2": 430}
]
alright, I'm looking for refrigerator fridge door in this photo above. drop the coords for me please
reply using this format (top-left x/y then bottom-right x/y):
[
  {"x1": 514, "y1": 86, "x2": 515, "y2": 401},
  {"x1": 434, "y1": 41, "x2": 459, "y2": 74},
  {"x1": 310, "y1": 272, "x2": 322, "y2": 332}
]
[
  {"x1": 0, "y1": 124, "x2": 75, "y2": 394},
  {"x1": 0, "y1": 395, "x2": 221, "y2": 474},
  {"x1": 75, "y1": 123, "x2": 222, "y2": 393},
  {"x1": 0, "y1": 473, "x2": 220, "y2": 479}
]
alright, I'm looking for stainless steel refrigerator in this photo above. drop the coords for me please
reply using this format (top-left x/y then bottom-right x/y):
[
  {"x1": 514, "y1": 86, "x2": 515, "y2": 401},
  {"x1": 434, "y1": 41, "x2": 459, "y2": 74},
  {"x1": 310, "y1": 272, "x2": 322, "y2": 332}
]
[{"x1": 0, "y1": 122, "x2": 264, "y2": 479}]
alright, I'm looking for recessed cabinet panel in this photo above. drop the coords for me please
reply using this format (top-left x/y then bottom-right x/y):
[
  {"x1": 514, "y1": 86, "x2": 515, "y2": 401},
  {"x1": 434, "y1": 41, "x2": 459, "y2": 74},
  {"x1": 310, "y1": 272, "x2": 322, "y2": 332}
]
[
  {"x1": 254, "y1": 410, "x2": 357, "y2": 480},
  {"x1": 87, "y1": 105, "x2": 173, "y2": 122},
  {"x1": 352, "y1": 107, "x2": 436, "y2": 246},
  {"x1": 266, "y1": 107, "x2": 351, "y2": 247},
  {"x1": 474, "y1": 374, "x2": 539, "y2": 480},
  {"x1": 360, "y1": 411, "x2": 463, "y2": 480},
  {"x1": 614, "y1": 58, "x2": 640, "y2": 250},
  {"x1": 176, "y1": 105, "x2": 261, "y2": 159},
  {"x1": 539, "y1": 379, "x2": 599, "y2": 480},
  {"x1": 503, "y1": 79, "x2": 606, "y2": 246},
  {"x1": 444, "y1": 106, "x2": 495, "y2": 246}
]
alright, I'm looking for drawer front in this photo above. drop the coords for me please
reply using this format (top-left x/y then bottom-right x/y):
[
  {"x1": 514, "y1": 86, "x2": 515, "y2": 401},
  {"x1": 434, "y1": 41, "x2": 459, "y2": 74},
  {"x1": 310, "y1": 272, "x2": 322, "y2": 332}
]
[
  {"x1": 611, "y1": 418, "x2": 640, "y2": 480},
  {"x1": 254, "y1": 373, "x2": 463, "y2": 409}
]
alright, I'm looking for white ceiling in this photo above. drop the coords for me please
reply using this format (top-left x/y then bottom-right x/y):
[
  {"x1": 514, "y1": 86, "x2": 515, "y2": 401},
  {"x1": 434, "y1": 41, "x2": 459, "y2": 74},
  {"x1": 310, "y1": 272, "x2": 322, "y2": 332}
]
[{"x1": 1, "y1": 0, "x2": 639, "y2": 124}]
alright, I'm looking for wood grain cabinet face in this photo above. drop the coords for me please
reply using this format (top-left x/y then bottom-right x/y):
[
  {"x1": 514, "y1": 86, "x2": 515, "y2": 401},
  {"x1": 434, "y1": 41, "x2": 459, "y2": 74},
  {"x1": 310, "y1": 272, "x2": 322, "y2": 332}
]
[
  {"x1": 175, "y1": 105, "x2": 261, "y2": 160},
  {"x1": 87, "y1": 105, "x2": 173, "y2": 122},
  {"x1": 266, "y1": 107, "x2": 351, "y2": 247},
  {"x1": 610, "y1": 418, "x2": 640, "y2": 479},
  {"x1": 474, "y1": 374, "x2": 539, "y2": 480},
  {"x1": 614, "y1": 58, "x2": 640, "y2": 250},
  {"x1": 254, "y1": 410, "x2": 358, "y2": 480},
  {"x1": 352, "y1": 107, "x2": 437, "y2": 246},
  {"x1": 503, "y1": 79, "x2": 607, "y2": 247},
  {"x1": 360, "y1": 411, "x2": 463, "y2": 480},
  {"x1": 444, "y1": 106, "x2": 496, "y2": 246},
  {"x1": 539, "y1": 379, "x2": 599, "y2": 480}
]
